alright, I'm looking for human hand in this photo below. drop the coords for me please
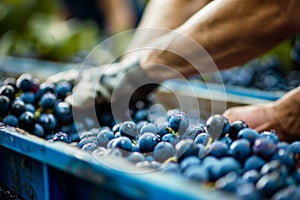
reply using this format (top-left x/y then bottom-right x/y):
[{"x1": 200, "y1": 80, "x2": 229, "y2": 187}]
[
  {"x1": 223, "y1": 101, "x2": 300, "y2": 142},
  {"x1": 47, "y1": 57, "x2": 158, "y2": 121}
]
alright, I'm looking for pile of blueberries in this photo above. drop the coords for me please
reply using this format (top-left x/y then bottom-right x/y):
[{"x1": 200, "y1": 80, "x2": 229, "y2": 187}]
[
  {"x1": 213, "y1": 55, "x2": 300, "y2": 92},
  {"x1": 75, "y1": 111, "x2": 300, "y2": 200},
  {"x1": 0, "y1": 74, "x2": 78, "y2": 141},
  {"x1": 1, "y1": 74, "x2": 300, "y2": 200}
]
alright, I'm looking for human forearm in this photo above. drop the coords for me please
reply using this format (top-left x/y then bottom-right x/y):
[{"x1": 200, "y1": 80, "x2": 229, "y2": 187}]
[
  {"x1": 140, "y1": 0, "x2": 300, "y2": 80},
  {"x1": 127, "y1": 0, "x2": 211, "y2": 51}
]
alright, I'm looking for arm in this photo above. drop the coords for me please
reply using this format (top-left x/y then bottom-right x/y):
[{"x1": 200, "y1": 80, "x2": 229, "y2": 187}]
[
  {"x1": 126, "y1": 0, "x2": 212, "y2": 50},
  {"x1": 140, "y1": 0, "x2": 300, "y2": 81}
]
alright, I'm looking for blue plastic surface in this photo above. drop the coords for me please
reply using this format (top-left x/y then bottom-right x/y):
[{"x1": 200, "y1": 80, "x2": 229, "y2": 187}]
[{"x1": 0, "y1": 125, "x2": 236, "y2": 200}]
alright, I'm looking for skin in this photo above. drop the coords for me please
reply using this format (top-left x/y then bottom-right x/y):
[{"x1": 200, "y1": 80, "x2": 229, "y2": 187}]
[
  {"x1": 135, "y1": 0, "x2": 300, "y2": 141},
  {"x1": 223, "y1": 86, "x2": 300, "y2": 142},
  {"x1": 51, "y1": 0, "x2": 300, "y2": 141}
]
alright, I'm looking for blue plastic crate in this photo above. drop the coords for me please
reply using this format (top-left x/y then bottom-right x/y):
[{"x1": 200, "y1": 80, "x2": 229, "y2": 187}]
[{"x1": 0, "y1": 125, "x2": 236, "y2": 200}]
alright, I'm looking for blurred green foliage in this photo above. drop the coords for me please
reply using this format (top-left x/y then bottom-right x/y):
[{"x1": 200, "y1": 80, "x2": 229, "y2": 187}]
[{"x1": 0, "y1": 0, "x2": 101, "y2": 62}]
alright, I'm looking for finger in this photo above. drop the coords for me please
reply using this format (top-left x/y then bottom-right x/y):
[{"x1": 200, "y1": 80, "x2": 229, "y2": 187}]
[
  {"x1": 222, "y1": 107, "x2": 242, "y2": 123},
  {"x1": 65, "y1": 81, "x2": 97, "y2": 109},
  {"x1": 47, "y1": 69, "x2": 79, "y2": 84}
]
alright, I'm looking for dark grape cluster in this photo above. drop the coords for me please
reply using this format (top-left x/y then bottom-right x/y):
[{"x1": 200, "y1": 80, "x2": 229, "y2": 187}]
[
  {"x1": 213, "y1": 55, "x2": 300, "y2": 91},
  {"x1": 2, "y1": 74, "x2": 300, "y2": 200},
  {"x1": 0, "y1": 74, "x2": 78, "y2": 141},
  {"x1": 77, "y1": 110, "x2": 300, "y2": 200}
]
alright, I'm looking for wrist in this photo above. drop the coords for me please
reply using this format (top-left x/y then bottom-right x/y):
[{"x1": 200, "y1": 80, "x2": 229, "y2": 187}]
[
  {"x1": 270, "y1": 87, "x2": 300, "y2": 141},
  {"x1": 99, "y1": 56, "x2": 159, "y2": 101}
]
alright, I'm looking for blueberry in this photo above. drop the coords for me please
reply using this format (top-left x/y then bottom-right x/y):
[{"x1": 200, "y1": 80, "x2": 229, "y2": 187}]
[
  {"x1": 180, "y1": 126, "x2": 206, "y2": 140},
  {"x1": 78, "y1": 136, "x2": 98, "y2": 148},
  {"x1": 0, "y1": 85, "x2": 16, "y2": 100},
  {"x1": 131, "y1": 144, "x2": 140, "y2": 152},
  {"x1": 112, "y1": 123, "x2": 122, "y2": 133},
  {"x1": 16, "y1": 74, "x2": 33, "y2": 92},
  {"x1": 208, "y1": 141, "x2": 228, "y2": 158},
  {"x1": 217, "y1": 157, "x2": 241, "y2": 178},
  {"x1": 38, "y1": 113, "x2": 57, "y2": 133},
  {"x1": 3, "y1": 77, "x2": 17, "y2": 89},
  {"x1": 272, "y1": 149, "x2": 295, "y2": 171},
  {"x1": 3, "y1": 115, "x2": 18, "y2": 127},
  {"x1": 253, "y1": 137, "x2": 276, "y2": 160},
  {"x1": 33, "y1": 123, "x2": 45, "y2": 137},
  {"x1": 229, "y1": 139, "x2": 251, "y2": 162},
  {"x1": 215, "y1": 172, "x2": 240, "y2": 192},
  {"x1": 260, "y1": 131, "x2": 279, "y2": 144},
  {"x1": 179, "y1": 156, "x2": 201, "y2": 172},
  {"x1": 52, "y1": 132, "x2": 71, "y2": 143},
  {"x1": 127, "y1": 152, "x2": 145, "y2": 163},
  {"x1": 55, "y1": 102, "x2": 73, "y2": 124},
  {"x1": 236, "y1": 182, "x2": 261, "y2": 200},
  {"x1": 145, "y1": 155, "x2": 155, "y2": 162},
  {"x1": 256, "y1": 172, "x2": 284, "y2": 198},
  {"x1": 196, "y1": 143, "x2": 207, "y2": 159},
  {"x1": 25, "y1": 103, "x2": 36, "y2": 113},
  {"x1": 136, "y1": 120, "x2": 148, "y2": 132},
  {"x1": 80, "y1": 131, "x2": 96, "y2": 140},
  {"x1": 168, "y1": 112, "x2": 189, "y2": 134},
  {"x1": 206, "y1": 115, "x2": 230, "y2": 139},
  {"x1": 175, "y1": 139, "x2": 199, "y2": 162},
  {"x1": 283, "y1": 176, "x2": 296, "y2": 188},
  {"x1": 54, "y1": 81, "x2": 72, "y2": 99},
  {"x1": 183, "y1": 165, "x2": 210, "y2": 182},
  {"x1": 20, "y1": 92, "x2": 35, "y2": 104},
  {"x1": 0, "y1": 95, "x2": 10, "y2": 117},
  {"x1": 161, "y1": 133, "x2": 176, "y2": 143},
  {"x1": 10, "y1": 99, "x2": 25, "y2": 117},
  {"x1": 138, "y1": 132, "x2": 158, "y2": 153},
  {"x1": 18, "y1": 111, "x2": 36, "y2": 132},
  {"x1": 157, "y1": 122, "x2": 172, "y2": 137},
  {"x1": 288, "y1": 141, "x2": 300, "y2": 156},
  {"x1": 244, "y1": 156, "x2": 266, "y2": 171},
  {"x1": 277, "y1": 142, "x2": 290, "y2": 151},
  {"x1": 82, "y1": 143, "x2": 98, "y2": 152},
  {"x1": 242, "y1": 170, "x2": 261, "y2": 184},
  {"x1": 237, "y1": 128, "x2": 259, "y2": 144},
  {"x1": 96, "y1": 129, "x2": 115, "y2": 147},
  {"x1": 166, "y1": 109, "x2": 180, "y2": 121},
  {"x1": 219, "y1": 136, "x2": 233, "y2": 146},
  {"x1": 36, "y1": 82, "x2": 55, "y2": 99},
  {"x1": 293, "y1": 168, "x2": 300, "y2": 184},
  {"x1": 111, "y1": 136, "x2": 133, "y2": 152},
  {"x1": 40, "y1": 93, "x2": 57, "y2": 109},
  {"x1": 140, "y1": 123, "x2": 157, "y2": 135},
  {"x1": 272, "y1": 185, "x2": 300, "y2": 200},
  {"x1": 153, "y1": 141, "x2": 175, "y2": 162},
  {"x1": 160, "y1": 163, "x2": 180, "y2": 174},
  {"x1": 119, "y1": 121, "x2": 139, "y2": 139},
  {"x1": 228, "y1": 120, "x2": 248, "y2": 140},
  {"x1": 114, "y1": 131, "x2": 121, "y2": 138},
  {"x1": 202, "y1": 156, "x2": 219, "y2": 170},
  {"x1": 194, "y1": 132, "x2": 211, "y2": 146},
  {"x1": 134, "y1": 109, "x2": 149, "y2": 122},
  {"x1": 260, "y1": 160, "x2": 288, "y2": 177},
  {"x1": 107, "y1": 138, "x2": 117, "y2": 149}
]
